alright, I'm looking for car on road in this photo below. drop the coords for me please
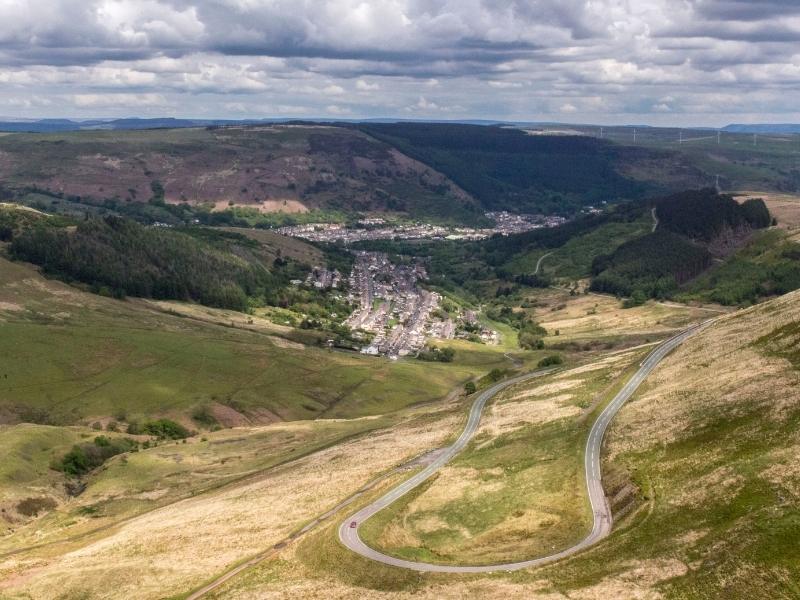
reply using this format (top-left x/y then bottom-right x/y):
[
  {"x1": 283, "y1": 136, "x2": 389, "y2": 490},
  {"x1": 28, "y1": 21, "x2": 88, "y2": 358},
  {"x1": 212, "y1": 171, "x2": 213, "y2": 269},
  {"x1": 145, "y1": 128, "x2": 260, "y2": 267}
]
[{"x1": 349, "y1": 521, "x2": 357, "y2": 528}]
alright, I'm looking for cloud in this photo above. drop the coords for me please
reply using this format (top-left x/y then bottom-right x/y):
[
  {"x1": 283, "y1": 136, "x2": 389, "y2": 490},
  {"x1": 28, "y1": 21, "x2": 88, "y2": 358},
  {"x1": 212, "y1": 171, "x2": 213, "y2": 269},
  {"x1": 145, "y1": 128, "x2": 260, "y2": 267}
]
[
  {"x1": 356, "y1": 79, "x2": 380, "y2": 91},
  {"x1": 70, "y1": 92, "x2": 169, "y2": 108},
  {"x1": 0, "y1": 1, "x2": 797, "y2": 124}
]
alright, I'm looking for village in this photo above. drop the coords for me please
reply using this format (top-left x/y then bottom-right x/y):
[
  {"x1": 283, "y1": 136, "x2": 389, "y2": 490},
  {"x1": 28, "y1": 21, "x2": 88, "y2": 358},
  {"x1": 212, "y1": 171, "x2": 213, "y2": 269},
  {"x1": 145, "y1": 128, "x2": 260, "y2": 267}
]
[{"x1": 276, "y1": 212, "x2": 567, "y2": 244}]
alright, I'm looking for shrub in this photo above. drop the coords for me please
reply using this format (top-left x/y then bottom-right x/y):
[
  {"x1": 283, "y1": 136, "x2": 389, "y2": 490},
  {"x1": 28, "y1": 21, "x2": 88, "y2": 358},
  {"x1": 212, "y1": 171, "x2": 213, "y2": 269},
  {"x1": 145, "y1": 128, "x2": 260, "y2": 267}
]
[
  {"x1": 519, "y1": 331, "x2": 545, "y2": 350},
  {"x1": 191, "y1": 405, "x2": 218, "y2": 428},
  {"x1": 141, "y1": 418, "x2": 191, "y2": 439},
  {"x1": 464, "y1": 381, "x2": 477, "y2": 395},
  {"x1": 538, "y1": 354, "x2": 564, "y2": 368},
  {"x1": 416, "y1": 345, "x2": 455, "y2": 363},
  {"x1": 54, "y1": 436, "x2": 137, "y2": 477}
]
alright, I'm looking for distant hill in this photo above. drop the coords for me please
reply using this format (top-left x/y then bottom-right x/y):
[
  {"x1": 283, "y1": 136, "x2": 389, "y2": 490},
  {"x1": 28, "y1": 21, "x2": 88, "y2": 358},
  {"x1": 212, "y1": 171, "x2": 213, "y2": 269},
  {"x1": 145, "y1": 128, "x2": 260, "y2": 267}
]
[
  {"x1": 0, "y1": 125, "x2": 482, "y2": 224},
  {"x1": 723, "y1": 123, "x2": 800, "y2": 134},
  {"x1": 355, "y1": 122, "x2": 706, "y2": 214}
]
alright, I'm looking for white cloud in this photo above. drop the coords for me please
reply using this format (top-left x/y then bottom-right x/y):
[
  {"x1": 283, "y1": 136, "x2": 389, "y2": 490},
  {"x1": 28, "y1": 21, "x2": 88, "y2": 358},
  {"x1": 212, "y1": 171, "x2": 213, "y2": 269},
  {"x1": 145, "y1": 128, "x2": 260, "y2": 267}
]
[
  {"x1": 69, "y1": 92, "x2": 168, "y2": 107},
  {"x1": 323, "y1": 84, "x2": 345, "y2": 95},
  {"x1": 356, "y1": 79, "x2": 380, "y2": 91},
  {"x1": 0, "y1": 1, "x2": 797, "y2": 124}
]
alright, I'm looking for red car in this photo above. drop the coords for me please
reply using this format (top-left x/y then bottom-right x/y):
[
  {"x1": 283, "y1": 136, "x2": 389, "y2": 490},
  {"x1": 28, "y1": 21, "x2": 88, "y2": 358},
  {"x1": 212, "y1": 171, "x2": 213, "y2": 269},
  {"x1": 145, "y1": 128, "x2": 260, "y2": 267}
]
[{"x1": 349, "y1": 521, "x2": 357, "y2": 528}]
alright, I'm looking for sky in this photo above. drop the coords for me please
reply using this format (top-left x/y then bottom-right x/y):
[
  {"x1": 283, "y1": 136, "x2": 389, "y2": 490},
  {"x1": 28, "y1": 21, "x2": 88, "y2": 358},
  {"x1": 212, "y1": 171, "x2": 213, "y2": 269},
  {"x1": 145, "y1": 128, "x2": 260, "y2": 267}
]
[{"x1": 0, "y1": 0, "x2": 799, "y2": 126}]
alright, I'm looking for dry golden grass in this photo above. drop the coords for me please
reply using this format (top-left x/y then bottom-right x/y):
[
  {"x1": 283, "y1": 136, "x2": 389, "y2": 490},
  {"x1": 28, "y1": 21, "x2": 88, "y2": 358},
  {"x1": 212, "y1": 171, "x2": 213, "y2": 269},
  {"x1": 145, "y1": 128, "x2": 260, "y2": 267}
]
[
  {"x1": 359, "y1": 352, "x2": 647, "y2": 567},
  {"x1": 202, "y1": 291, "x2": 800, "y2": 599},
  {"x1": 0, "y1": 411, "x2": 459, "y2": 599},
  {"x1": 533, "y1": 290, "x2": 725, "y2": 342},
  {"x1": 607, "y1": 290, "x2": 800, "y2": 457}
]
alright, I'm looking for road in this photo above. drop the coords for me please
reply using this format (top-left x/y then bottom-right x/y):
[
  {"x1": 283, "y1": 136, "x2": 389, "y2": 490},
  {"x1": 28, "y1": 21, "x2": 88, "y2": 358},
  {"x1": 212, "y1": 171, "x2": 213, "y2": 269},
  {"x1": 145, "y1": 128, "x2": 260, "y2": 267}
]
[
  {"x1": 534, "y1": 251, "x2": 554, "y2": 275},
  {"x1": 339, "y1": 321, "x2": 710, "y2": 572}
]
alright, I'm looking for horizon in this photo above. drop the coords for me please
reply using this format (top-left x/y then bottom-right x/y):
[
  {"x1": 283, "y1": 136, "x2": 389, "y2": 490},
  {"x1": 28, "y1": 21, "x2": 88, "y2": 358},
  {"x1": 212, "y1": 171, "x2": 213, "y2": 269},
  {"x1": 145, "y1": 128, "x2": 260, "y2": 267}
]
[{"x1": 2, "y1": 115, "x2": 800, "y2": 131}]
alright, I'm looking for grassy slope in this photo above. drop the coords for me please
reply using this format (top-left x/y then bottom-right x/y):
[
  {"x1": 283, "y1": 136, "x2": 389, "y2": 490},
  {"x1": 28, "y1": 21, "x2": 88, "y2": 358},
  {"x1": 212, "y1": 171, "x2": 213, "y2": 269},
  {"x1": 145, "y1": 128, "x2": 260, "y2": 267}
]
[
  {"x1": 358, "y1": 349, "x2": 649, "y2": 565},
  {"x1": 0, "y1": 394, "x2": 467, "y2": 599},
  {"x1": 0, "y1": 256, "x2": 511, "y2": 425},
  {"x1": 216, "y1": 226, "x2": 325, "y2": 265},
  {"x1": 679, "y1": 227, "x2": 800, "y2": 305},
  {"x1": 536, "y1": 288, "x2": 800, "y2": 598},
  {"x1": 505, "y1": 214, "x2": 653, "y2": 280},
  {"x1": 0, "y1": 125, "x2": 480, "y2": 224},
  {"x1": 0, "y1": 417, "x2": 389, "y2": 549},
  {"x1": 199, "y1": 289, "x2": 799, "y2": 599}
]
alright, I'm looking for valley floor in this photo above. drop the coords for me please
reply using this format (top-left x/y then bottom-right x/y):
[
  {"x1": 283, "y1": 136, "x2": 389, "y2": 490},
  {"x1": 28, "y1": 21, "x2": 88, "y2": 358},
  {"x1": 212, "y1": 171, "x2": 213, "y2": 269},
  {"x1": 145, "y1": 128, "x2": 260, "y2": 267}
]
[{"x1": 1, "y1": 255, "x2": 798, "y2": 599}]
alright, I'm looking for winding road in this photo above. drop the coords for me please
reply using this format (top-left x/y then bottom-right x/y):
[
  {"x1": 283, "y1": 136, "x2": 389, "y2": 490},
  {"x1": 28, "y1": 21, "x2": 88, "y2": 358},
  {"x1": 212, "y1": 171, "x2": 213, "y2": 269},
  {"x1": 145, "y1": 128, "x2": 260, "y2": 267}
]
[
  {"x1": 339, "y1": 321, "x2": 710, "y2": 572},
  {"x1": 534, "y1": 251, "x2": 554, "y2": 275}
]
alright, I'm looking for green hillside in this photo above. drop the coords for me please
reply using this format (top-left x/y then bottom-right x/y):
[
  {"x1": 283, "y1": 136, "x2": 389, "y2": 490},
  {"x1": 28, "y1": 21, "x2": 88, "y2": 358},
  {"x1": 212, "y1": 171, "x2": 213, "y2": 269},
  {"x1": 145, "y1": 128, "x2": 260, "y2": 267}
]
[
  {"x1": 0, "y1": 254, "x2": 512, "y2": 427},
  {"x1": 356, "y1": 123, "x2": 705, "y2": 214}
]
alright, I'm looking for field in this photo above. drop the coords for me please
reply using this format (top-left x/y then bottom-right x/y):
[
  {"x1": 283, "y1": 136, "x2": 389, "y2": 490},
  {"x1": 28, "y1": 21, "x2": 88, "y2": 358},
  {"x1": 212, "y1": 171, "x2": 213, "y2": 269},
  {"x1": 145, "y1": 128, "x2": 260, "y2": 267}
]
[
  {"x1": 0, "y1": 255, "x2": 517, "y2": 427},
  {"x1": 216, "y1": 226, "x2": 325, "y2": 265},
  {"x1": 0, "y1": 263, "x2": 797, "y2": 597},
  {"x1": 530, "y1": 288, "x2": 728, "y2": 344},
  {"x1": 737, "y1": 191, "x2": 800, "y2": 230},
  {"x1": 0, "y1": 400, "x2": 465, "y2": 599}
]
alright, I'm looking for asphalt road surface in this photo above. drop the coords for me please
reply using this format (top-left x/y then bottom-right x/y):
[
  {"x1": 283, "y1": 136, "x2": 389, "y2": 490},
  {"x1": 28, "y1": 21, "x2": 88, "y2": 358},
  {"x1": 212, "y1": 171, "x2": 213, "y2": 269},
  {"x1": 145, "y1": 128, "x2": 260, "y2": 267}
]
[{"x1": 339, "y1": 322, "x2": 710, "y2": 572}]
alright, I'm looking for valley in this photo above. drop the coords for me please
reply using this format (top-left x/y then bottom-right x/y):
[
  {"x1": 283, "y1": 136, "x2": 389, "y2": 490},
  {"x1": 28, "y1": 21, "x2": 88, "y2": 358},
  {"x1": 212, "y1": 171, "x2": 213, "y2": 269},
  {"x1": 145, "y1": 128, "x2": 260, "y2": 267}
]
[
  {"x1": 0, "y1": 123, "x2": 798, "y2": 600},
  {"x1": 3, "y1": 1, "x2": 800, "y2": 597}
]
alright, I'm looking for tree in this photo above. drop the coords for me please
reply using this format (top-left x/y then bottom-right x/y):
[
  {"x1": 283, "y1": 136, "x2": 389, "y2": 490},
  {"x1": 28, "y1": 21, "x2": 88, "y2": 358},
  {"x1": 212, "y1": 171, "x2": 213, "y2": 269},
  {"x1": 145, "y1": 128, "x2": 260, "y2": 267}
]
[{"x1": 464, "y1": 381, "x2": 477, "y2": 395}]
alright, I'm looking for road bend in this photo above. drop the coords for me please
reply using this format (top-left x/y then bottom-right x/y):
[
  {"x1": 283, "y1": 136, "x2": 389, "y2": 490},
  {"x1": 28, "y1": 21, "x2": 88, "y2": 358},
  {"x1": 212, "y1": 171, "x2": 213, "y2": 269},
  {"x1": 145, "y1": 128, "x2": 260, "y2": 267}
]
[{"x1": 339, "y1": 321, "x2": 711, "y2": 572}]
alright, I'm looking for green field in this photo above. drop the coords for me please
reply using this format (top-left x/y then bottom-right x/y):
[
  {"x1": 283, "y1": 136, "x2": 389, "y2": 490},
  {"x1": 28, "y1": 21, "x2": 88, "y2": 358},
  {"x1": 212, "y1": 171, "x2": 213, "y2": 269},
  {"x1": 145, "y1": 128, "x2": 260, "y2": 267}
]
[
  {"x1": 0, "y1": 256, "x2": 514, "y2": 426},
  {"x1": 358, "y1": 350, "x2": 646, "y2": 565}
]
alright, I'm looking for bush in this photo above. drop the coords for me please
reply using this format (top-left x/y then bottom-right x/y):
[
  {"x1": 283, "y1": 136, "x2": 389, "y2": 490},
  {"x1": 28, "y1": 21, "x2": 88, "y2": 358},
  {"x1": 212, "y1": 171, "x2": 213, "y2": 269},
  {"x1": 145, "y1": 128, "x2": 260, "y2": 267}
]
[
  {"x1": 54, "y1": 436, "x2": 138, "y2": 477},
  {"x1": 416, "y1": 345, "x2": 455, "y2": 363},
  {"x1": 464, "y1": 381, "x2": 477, "y2": 395},
  {"x1": 191, "y1": 405, "x2": 218, "y2": 428},
  {"x1": 478, "y1": 368, "x2": 509, "y2": 387},
  {"x1": 519, "y1": 331, "x2": 545, "y2": 350},
  {"x1": 538, "y1": 354, "x2": 564, "y2": 368},
  {"x1": 622, "y1": 289, "x2": 647, "y2": 308},
  {"x1": 141, "y1": 418, "x2": 191, "y2": 439}
]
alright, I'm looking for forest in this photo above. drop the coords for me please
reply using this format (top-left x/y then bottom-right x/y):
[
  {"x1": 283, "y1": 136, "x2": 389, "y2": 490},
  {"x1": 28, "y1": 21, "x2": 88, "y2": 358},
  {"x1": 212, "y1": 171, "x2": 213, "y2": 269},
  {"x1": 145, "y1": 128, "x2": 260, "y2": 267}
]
[
  {"x1": 655, "y1": 189, "x2": 771, "y2": 240},
  {"x1": 589, "y1": 190, "x2": 773, "y2": 300},
  {"x1": 356, "y1": 123, "x2": 657, "y2": 214},
  {"x1": 9, "y1": 216, "x2": 305, "y2": 311},
  {"x1": 589, "y1": 230, "x2": 713, "y2": 299}
]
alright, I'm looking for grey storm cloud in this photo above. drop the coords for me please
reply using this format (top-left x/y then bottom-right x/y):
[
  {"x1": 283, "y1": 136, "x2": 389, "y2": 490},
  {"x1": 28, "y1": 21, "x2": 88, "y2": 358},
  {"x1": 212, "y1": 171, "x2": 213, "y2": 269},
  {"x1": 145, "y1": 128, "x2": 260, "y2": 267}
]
[{"x1": 0, "y1": 0, "x2": 798, "y2": 124}]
